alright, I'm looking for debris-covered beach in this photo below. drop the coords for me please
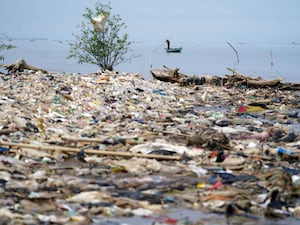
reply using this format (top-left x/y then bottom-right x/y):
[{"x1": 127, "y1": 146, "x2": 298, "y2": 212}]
[{"x1": 0, "y1": 69, "x2": 300, "y2": 224}]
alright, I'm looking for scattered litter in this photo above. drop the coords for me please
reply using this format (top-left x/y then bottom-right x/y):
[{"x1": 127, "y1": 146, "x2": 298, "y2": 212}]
[{"x1": 0, "y1": 70, "x2": 299, "y2": 224}]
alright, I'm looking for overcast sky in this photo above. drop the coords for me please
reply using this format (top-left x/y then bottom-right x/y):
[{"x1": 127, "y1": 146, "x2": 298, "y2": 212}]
[{"x1": 0, "y1": 0, "x2": 299, "y2": 44}]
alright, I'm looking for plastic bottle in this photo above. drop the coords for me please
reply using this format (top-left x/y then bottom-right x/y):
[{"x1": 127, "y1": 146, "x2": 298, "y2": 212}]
[{"x1": 277, "y1": 147, "x2": 294, "y2": 155}]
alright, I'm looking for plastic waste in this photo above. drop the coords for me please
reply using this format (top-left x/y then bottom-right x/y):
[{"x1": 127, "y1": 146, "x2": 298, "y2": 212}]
[
  {"x1": 0, "y1": 147, "x2": 10, "y2": 153},
  {"x1": 277, "y1": 147, "x2": 294, "y2": 155},
  {"x1": 152, "y1": 89, "x2": 167, "y2": 96},
  {"x1": 196, "y1": 182, "x2": 206, "y2": 189},
  {"x1": 237, "y1": 105, "x2": 247, "y2": 113},
  {"x1": 67, "y1": 191, "x2": 111, "y2": 204},
  {"x1": 189, "y1": 164, "x2": 207, "y2": 177},
  {"x1": 130, "y1": 140, "x2": 188, "y2": 155},
  {"x1": 132, "y1": 208, "x2": 153, "y2": 216},
  {"x1": 91, "y1": 13, "x2": 109, "y2": 33},
  {"x1": 0, "y1": 69, "x2": 300, "y2": 224},
  {"x1": 210, "y1": 180, "x2": 222, "y2": 190}
]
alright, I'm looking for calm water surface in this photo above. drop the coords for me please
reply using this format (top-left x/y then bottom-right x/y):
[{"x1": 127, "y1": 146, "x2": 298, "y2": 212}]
[{"x1": 1, "y1": 39, "x2": 299, "y2": 82}]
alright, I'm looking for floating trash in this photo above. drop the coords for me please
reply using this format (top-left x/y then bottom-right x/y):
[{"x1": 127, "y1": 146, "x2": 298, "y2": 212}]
[{"x1": 0, "y1": 70, "x2": 299, "y2": 224}]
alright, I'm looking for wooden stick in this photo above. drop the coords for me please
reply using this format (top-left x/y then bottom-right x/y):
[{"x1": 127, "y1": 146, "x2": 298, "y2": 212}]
[
  {"x1": 0, "y1": 140, "x2": 181, "y2": 160},
  {"x1": 227, "y1": 42, "x2": 240, "y2": 64},
  {"x1": 60, "y1": 135, "x2": 109, "y2": 143},
  {"x1": 270, "y1": 50, "x2": 274, "y2": 67},
  {"x1": 227, "y1": 67, "x2": 248, "y2": 78}
]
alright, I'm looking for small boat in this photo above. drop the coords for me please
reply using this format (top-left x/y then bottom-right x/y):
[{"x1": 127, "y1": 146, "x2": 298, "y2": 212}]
[
  {"x1": 165, "y1": 39, "x2": 182, "y2": 53},
  {"x1": 165, "y1": 47, "x2": 182, "y2": 53}
]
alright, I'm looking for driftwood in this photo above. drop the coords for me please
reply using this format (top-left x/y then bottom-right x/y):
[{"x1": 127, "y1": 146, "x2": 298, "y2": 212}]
[
  {"x1": 277, "y1": 82, "x2": 300, "y2": 91},
  {"x1": 226, "y1": 67, "x2": 283, "y2": 88},
  {"x1": 151, "y1": 66, "x2": 219, "y2": 86},
  {"x1": 150, "y1": 65, "x2": 188, "y2": 83},
  {"x1": 0, "y1": 58, "x2": 47, "y2": 73},
  {"x1": 0, "y1": 140, "x2": 181, "y2": 160},
  {"x1": 151, "y1": 66, "x2": 300, "y2": 90}
]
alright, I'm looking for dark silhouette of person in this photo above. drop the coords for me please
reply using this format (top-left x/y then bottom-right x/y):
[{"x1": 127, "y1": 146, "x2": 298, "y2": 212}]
[{"x1": 166, "y1": 39, "x2": 170, "y2": 49}]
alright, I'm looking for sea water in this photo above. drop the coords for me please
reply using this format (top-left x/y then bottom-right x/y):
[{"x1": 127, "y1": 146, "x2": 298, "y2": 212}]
[{"x1": 1, "y1": 39, "x2": 299, "y2": 82}]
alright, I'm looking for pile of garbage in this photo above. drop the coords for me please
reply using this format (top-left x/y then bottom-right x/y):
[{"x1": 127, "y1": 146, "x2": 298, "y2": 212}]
[{"x1": 0, "y1": 70, "x2": 300, "y2": 224}]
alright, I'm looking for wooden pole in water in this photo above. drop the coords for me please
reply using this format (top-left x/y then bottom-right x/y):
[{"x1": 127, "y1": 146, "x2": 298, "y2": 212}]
[
  {"x1": 148, "y1": 41, "x2": 167, "y2": 69},
  {"x1": 227, "y1": 41, "x2": 240, "y2": 64},
  {"x1": 270, "y1": 49, "x2": 274, "y2": 67}
]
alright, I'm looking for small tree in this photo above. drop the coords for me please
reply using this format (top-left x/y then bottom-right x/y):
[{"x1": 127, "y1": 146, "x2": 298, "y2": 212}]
[
  {"x1": 68, "y1": 2, "x2": 134, "y2": 71},
  {"x1": 0, "y1": 38, "x2": 16, "y2": 61}
]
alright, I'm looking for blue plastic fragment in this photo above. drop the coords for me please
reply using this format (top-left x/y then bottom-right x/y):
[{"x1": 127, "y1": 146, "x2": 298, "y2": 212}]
[
  {"x1": 165, "y1": 196, "x2": 175, "y2": 203},
  {"x1": 77, "y1": 149, "x2": 85, "y2": 160},
  {"x1": 277, "y1": 147, "x2": 294, "y2": 155},
  {"x1": 283, "y1": 167, "x2": 299, "y2": 175},
  {"x1": 0, "y1": 147, "x2": 10, "y2": 153},
  {"x1": 152, "y1": 89, "x2": 167, "y2": 96}
]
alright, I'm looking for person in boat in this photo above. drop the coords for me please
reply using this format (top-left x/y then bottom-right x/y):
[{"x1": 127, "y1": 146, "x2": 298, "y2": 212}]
[{"x1": 165, "y1": 39, "x2": 170, "y2": 49}]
